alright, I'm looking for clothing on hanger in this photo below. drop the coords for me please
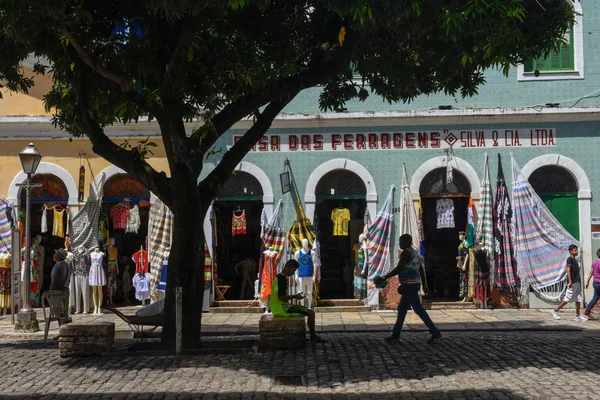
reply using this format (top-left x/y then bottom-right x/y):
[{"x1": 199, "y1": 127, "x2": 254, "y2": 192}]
[
  {"x1": 52, "y1": 207, "x2": 65, "y2": 238},
  {"x1": 436, "y1": 198, "x2": 455, "y2": 229},
  {"x1": 331, "y1": 207, "x2": 351, "y2": 236},
  {"x1": 41, "y1": 206, "x2": 48, "y2": 233},
  {"x1": 133, "y1": 272, "x2": 151, "y2": 300},
  {"x1": 132, "y1": 248, "x2": 149, "y2": 274},
  {"x1": 110, "y1": 203, "x2": 130, "y2": 230},
  {"x1": 232, "y1": 209, "x2": 247, "y2": 237},
  {"x1": 126, "y1": 205, "x2": 141, "y2": 233}
]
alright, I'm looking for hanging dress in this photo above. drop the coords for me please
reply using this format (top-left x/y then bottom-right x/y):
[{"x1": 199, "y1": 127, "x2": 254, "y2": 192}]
[
  {"x1": 53, "y1": 208, "x2": 65, "y2": 238},
  {"x1": 107, "y1": 247, "x2": 118, "y2": 283},
  {"x1": 89, "y1": 252, "x2": 107, "y2": 287},
  {"x1": 232, "y1": 210, "x2": 247, "y2": 236},
  {"x1": 41, "y1": 207, "x2": 48, "y2": 234},
  {"x1": 0, "y1": 253, "x2": 11, "y2": 309},
  {"x1": 260, "y1": 250, "x2": 278, "y2": 299},
  {"x1": 354, "y1": 246, "x2": 368, "y2": 300},
  {"x1": 126, "y1": 205, "x2": 141, "y2": 234}
]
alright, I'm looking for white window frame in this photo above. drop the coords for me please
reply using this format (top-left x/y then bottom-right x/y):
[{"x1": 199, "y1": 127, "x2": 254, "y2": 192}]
[{"x1": 517, "y1": 0, "x2": 583, "y2": 81}]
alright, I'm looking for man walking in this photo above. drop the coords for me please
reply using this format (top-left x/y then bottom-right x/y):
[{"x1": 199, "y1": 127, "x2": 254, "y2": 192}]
[
  {"x1": 378, "y1": 234, "x2": 442, "y2": 344},
  {"x1": 552, "y1": 244, "x2": 585, "y2": 321}
]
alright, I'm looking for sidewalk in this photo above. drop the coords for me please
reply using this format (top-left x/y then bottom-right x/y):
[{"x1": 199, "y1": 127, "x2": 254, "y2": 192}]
[{"x1": 0, "y1": 306, "x2": 596, "y2": 340}]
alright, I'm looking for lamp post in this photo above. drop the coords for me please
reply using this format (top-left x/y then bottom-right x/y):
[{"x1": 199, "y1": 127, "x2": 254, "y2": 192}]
[{"x1": 14, "y1": 143, "x2": 42, "y2": 332}]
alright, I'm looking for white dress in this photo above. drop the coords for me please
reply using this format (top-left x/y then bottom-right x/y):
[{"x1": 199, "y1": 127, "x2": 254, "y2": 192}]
[
  {"x1": 88, "y1": 252, "x2": 107, "y2": 286},
  {"x1": 41, "y1": 207, "x2": 48, "y2": 233},
  {"x1": 126, "y1": 205, "x2": 141, "y2": 234}
]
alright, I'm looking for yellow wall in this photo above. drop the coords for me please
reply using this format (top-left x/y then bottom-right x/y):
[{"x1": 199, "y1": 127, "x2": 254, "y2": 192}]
[
  {"x1": 0, "y1": 68, "x2": 53, "y2": 116},
  {"x1": 0, "y1": 138, "x2": 170, "y2": 203}
]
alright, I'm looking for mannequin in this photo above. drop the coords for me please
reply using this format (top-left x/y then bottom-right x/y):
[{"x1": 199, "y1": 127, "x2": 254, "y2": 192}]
[
  {"x1": 21, "y1": 247, "x2": 37, "y2": 307},
  {"x1": 0, "y1": 250, "x2": 11, "y2": 314},
  {"x1": 30, "y1": 236, "x2": 42, "y2": 306},
  {"x1": 354, "y1": 234, "x2": 368, "y2": 300},
  {"x1": 456, "y1": 231, "x2": 473, "y2": 302},
  {"x1": 88, "y1": 246, "x2": 107, "y2": 314},
  {"x1": 72, "y1": 245, "x2": 91, "y2": 314},
  {"x1": 122, "y1": 264, "x2": 132, "y2": 304},
  {"x1": 106, "y1": 238, "x2": 119, "y2": 305},
  {"x1": 33, "y1": 234, "x2": 45, "y2": 291},
  {"x1": 234, "y1": 256, "x2": 257, "y2": 299},
  {"x1": 295, "y1": 238, "x2": 316, "y2": 309}
]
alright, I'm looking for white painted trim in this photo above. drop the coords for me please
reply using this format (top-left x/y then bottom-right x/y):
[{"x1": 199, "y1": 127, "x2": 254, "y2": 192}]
[
  {"x1": 7, "y1": 162, "x2": 79, "y2": 207},
  {"x1": 517, "y1": 1, "x2": 584, "y2": 81},
  {"x1": 304, "y1": 158, "x2": 378, "y2": 221},
  {"x1": 92, "y1": 165, "x2": 127, "y2": 199},
  {"x1": 235, "y1": 161, "x2": 274, "y2": 218},
  {"x1": 521, "y1": 154, "x2": 592, "y2": 305},
  {"x1": 409, "y1": 156, "x2": 481, "y2": 198}
]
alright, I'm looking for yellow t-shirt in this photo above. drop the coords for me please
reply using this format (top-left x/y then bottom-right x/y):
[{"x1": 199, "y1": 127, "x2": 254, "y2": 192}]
[{"x1": 331, "y1": 208, "x2": 350, "y2": 236}]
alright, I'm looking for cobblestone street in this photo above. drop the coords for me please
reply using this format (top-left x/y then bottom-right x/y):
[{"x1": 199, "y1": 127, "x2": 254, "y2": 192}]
[{"x1": 1, "y1": 330, "x2": 598, "y2": 399}]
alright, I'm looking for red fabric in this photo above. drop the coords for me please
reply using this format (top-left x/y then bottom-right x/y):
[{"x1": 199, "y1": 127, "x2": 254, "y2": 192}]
[
  {"x1": 110, "y1": 205, "x2": 130, "y2": 230},
  {"x1": 132, "y1": 250, "x2": 149, "y2": 274}
]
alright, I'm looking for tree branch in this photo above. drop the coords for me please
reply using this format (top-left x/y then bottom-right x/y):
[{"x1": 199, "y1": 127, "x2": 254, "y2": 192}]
[
  {"x1": 200, "y1": 96, "x2": 295, "y2": 200},
  {"x1": 45, "y1": 6, "x2": 132, "y2": 92}
]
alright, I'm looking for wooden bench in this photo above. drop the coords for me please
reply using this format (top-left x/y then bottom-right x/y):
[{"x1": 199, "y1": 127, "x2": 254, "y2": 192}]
[
  {"x1": 59, "y1": 322, "x2": 115, "y2": 357},
  {"x1": 259, "y1": 314, "x2": 306, "y2": 349}
]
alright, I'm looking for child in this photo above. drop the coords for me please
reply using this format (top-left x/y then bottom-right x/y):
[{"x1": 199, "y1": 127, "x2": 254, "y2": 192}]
[
  {"x1": 552, "y1": 244, "x2": 585, "y2": 321},
  {"x1": 582, "y1": 248, "x2": 600, "y2": 319}
]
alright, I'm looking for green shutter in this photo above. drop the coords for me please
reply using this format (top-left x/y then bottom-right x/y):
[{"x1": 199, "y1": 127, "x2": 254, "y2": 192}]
[
  {"x1": 524, "y1": 25, "x2": 574, "y2": 73},
  {"x1": 540, "y1": 194, "x2": 579, "y2": 240}
]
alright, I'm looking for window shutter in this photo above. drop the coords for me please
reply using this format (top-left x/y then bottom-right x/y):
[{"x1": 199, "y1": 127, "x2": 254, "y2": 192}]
[{"x1": 524, "y1": 24, "x2": 574, "y2": 73}]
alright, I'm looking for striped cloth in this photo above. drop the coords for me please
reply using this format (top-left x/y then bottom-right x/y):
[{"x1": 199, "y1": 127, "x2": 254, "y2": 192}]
[
  {"x1": 70, "y1": 199, "x2": 102, "y2": 250},
  {"x1": 0, "y1": 202, "x2": 14, "y2": 252},
  {"x1": 148, "y1": 199, "x2": 173, "y2": 297},
  {"x1": 512, "y1": 157, "x2": 577, "y2": 297},
  {"x1": 493, "y1": 154, "x2": 519, "y2": 292},
  {"x1": 476, "y1": 154, "x2": 494, "y2": 288},
  {"x1": 204, "y1": 243, "x2": 212, "y2": 290},
  {"x1": 365, "y1": 187, "x2": 395, "y2": 306}
]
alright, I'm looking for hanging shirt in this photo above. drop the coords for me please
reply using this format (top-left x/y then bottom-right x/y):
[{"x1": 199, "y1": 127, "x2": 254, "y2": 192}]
[
  {"x1": 331, "y1": 208, "x2": 351, "y2": 236},
  {"x1": 436, "y1": 198, "x2": 455, "y2": 229},
  {"x1": 133, "y1": 273, "x2": 151, "y2": 300},
  {"x1": 297, "y1": 250, "x2": 313, "y2": 278},
  {"x1": 110, "y1": 205, "x2": 130, "y2": 230},
  {"x1": 41, "y1": 207, "x2": 48, "y2": 234},
  {"x1": 132, "y1": 250, "x2": 149, "y2": 274},
  {"x1": 126, "y1": 205, "x2": 141, "y2": 234},
  {"x1": 232, "y1": 210, "x2": 247, "y2": 236},
  {"x1": 53, "y1": 209, "x2": 65, "y2": 238}
]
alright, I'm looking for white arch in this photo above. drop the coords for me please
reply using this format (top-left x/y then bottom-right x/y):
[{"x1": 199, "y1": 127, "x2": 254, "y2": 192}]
[
  {"x1": 521, "y1": 154, "x2": 592, "y2": 304},
  {"x1": 409, "y1": 156, "x2": 481, "y2": 198},
  {"x1": 93, "y1": 165, "x2": 126, "y2": 198},
  {"x1": 304, "y1": 158, "x2": 378, "y2": 221},
  {"x1": 8, "y1": 162, "x2": 79, "y2": 209},
  {"x1": 234, "y1": 161, "x2": 274, "y2": 217}
]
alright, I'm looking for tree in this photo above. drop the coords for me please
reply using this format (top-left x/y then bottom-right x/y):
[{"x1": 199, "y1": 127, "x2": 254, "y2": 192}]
[{"x1": 0, "y1": 0, "x2": 573, "y2": 349}]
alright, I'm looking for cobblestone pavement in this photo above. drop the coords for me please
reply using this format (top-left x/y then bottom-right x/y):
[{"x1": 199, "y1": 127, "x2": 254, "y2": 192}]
[
  {"x1": 0, "y1": 307, "x2": 596, "y2": 340},
  {"x1": 0, "y1": 331, "x2": 598, "y2": 399}
]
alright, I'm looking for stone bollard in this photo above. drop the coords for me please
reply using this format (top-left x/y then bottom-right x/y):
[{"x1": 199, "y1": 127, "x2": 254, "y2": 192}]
[
  {"x1": 59, "y1": 322, "x2": 115, "y2": 357},
  {"x1": 259, "y1": 314, "x2": 306, "y2": 349}
]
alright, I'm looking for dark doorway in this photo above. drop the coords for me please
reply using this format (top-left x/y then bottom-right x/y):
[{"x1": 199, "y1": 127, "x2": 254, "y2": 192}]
[
  {"x1": 419, "y1": 168, "x2": 471, "y2": 301},
  {"x1": 314, "y1": 169, "x2": 367, "y2": 299},
  {"x1": 213, "y1": 171, "x2": 264, "y2": 300}
]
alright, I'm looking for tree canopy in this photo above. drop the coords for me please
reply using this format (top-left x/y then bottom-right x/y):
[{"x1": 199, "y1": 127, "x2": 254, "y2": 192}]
[{"x1": 0, "y1": 0, "x2": 574, "y2": 348}]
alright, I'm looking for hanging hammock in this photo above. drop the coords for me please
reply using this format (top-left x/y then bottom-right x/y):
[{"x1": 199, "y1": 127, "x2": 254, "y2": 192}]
[
  {"x1": 511, "y1": 156, "x2": 577, "y2": 302},
  {"x1": 288, "y1": 200, "x2": 316, "y2": 253},
  {"x1": 476, "y1": 154, "x2": 495, "y2": 288},
  {"x1": 365, "y1": 186, "x2": 395, "y2": 306},
  {"x1": 493, "y1": 154, "x2": 519, "y2": 293}
]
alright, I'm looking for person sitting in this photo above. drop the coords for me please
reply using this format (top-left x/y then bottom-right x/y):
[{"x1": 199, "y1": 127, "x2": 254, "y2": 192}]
[{"x1": 270, "y1": 259, "x2": 325, "y2": 343}]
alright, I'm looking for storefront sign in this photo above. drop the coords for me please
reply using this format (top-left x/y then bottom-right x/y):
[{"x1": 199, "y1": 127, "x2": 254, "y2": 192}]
[
  {"x1": 233, "y1": 128, "x2": 556, "y2": 152},
  {"x1": 592, "y1": 217, "x2": 600, "y2": 240}
]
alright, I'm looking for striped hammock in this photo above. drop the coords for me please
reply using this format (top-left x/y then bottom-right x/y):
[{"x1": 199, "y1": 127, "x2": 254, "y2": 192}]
[
  {"x1": 365, "y1": 186, "x2": 395, "y2": 306},
  {"x1": 511, "y1": 157, "x2": 577, "y2": 302}
]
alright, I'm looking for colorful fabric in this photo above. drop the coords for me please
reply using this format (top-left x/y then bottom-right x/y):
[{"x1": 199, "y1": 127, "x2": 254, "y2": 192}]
[
  {"x1": 465, "y1": 197, "x2": 476, "y2": 247},
  {"x1": 331, "y1": 208, "x2": 350, "y2": 236},
  {"x1": 511, "y1": 157, "x2": 578, "y2": 299},
  {"x1": 288, "y1": 201, "x2": 315, "y2": 254},
  {"x1": 157, "y1": 260, "x2": 168, "y2": 292},
  {"x1": 365, "y1": 187, "x2": 395, "y2": 306},
  {"x1": 232, "y1": 210, "x2": 247, "y2": 236},
  {"x1": 71, "y1": 199, "x2": 102, "y2": 250},
  {"x1": 397, "y1": 248, "x2": 422, "y2": 285},
  {"x1": 53, "y1": 208, "x2": 65, "y2": 238},
  {"x1": 133, "y1": 250, "x2": 149, "y2": 274},
  {"x1": 476, "y1": 154, "x2": 495, "y2": 287},
  {"x1": 0, "y1": 202, "x2": 13, "y2": 252},
  {"x1": 0, "y1": 253, "x2": 11, "y2": 296},
  {"x1": 354, "y1": 246, "x2": 367, "y2": 299},
  {"x1": 204, "y1": 243, "x2": 212, "y2": 290},
  {"x1": 260, "y1": 250, "x2": 278, "y2": 299},
  {"x1": 110, "y1": 204, "x2": 129, "y2": 230},
  {"x1": 148, "y1": 199, "x2": 173, "y2": 295},
  {"x1": 72, "y1": 248, "x2": 91, "y2": 275},
  {"x1": 474, "y1": 249, "x2": 491, "y2": 301},
  {"x1": 297, "y1": 250, "x2": 313, "y2": 278},
  {"x1": 493, "y1": 154, "x2": 519, "y2": 292}
]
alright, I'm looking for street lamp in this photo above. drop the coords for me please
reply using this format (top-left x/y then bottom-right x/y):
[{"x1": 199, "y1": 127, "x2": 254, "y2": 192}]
[{"x1": 15, "y1": 143, "x2": 42, "y2": 332}]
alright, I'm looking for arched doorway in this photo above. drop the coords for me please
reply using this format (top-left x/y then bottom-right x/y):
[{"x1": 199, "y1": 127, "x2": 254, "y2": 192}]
[
  {"x1": 101, "y1": 173, "x2": 151, "y2": 304},
  {"x1": 213, "y1": 171, "x2": 264, "y2": 300},
  {"x1": 19, "y1": 173, "x2": 69, "y2": 302},
  {"x1": 315, "y1": 169, "x2": 367, "y2": 299},
  {"x1": 529, "y1": 166, "x2": 579, "y2": 239},
  {"x1": 419, "y1": 168, "x2": 471, "y2": 300}
]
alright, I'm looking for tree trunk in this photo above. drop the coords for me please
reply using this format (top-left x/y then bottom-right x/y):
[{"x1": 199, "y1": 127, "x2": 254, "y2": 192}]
[{"x1": 161, "y1": 173, "x2": 207, "y2": 349}]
